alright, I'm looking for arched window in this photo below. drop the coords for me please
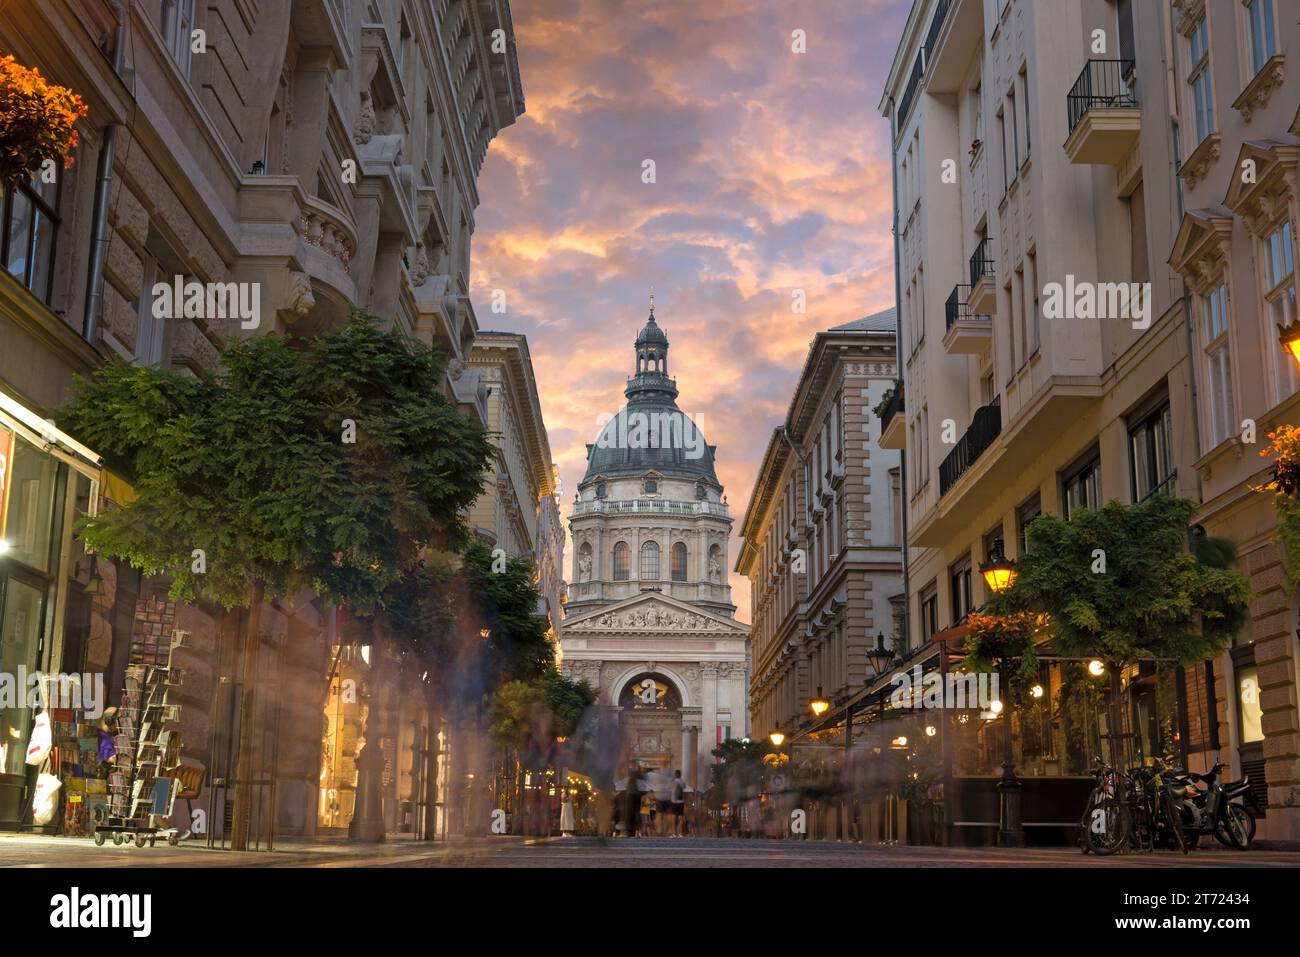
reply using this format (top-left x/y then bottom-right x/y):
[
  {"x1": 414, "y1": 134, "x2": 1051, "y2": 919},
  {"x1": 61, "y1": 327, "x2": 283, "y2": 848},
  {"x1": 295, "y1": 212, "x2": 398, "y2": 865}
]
[
  {"x1": 613, "y1": 541, "x2": 630, "y2": 581},
  {"x1": 671, "y1": 542, "x2": 688, "y2": 581},
  {"x1": 640, "y1": 541, "x2": 660, "y2": 580}
]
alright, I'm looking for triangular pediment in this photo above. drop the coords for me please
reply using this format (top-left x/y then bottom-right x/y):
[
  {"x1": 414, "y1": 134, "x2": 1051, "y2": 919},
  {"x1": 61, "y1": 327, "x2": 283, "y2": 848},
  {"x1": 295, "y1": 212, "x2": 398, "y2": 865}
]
[
  {"x1": 1168, "y1": 208, "x2": 1234, "y2": 293},
  {"x1": 563, "y1": 591, "x2": 748, "y2": 635}
]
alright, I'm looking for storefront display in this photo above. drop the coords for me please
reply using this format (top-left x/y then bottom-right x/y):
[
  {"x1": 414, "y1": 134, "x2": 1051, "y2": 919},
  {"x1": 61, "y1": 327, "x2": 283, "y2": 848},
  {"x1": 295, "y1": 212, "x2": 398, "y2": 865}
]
[{"x1": 0, "y1": 391, "x2": 103, "y2": 830}]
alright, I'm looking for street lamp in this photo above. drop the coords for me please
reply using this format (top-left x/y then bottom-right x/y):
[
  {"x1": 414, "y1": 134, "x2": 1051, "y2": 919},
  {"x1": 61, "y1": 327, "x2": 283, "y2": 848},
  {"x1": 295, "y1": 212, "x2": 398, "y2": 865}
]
[
  {"x1": 809, "y1": 687, "x2": 830, "y2": 719},
  {"x1": 1088, "y1": 659, "x2": 1106, "y2": 677},
  {"x1": 768, "y1": 725, "x2": 786, "y2": 748},
  {"x1": 1280, "y1": 320, "x2": 1300, "y2": 366},
  {"x1": 979, "y1": 540, "x2": 1018, "y2": 594},
  {"x1": 867, "y1": 631, "x2": 895, "y2": 675}
]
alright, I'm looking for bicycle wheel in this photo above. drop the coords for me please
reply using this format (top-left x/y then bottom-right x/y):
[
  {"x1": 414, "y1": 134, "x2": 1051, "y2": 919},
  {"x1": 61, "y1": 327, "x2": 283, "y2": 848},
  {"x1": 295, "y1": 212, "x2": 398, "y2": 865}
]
[
  {"x1": 1084, "y1": 796, "x2": 1128, "y2": 855},
  {"x1": 1214, "y1": 804, "x2": 1256, "y2": 850}
]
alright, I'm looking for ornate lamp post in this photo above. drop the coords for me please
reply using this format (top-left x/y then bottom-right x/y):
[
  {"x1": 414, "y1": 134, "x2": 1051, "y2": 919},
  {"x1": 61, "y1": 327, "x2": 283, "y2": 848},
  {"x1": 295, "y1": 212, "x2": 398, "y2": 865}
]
[
  {"x1": 768, "y1": 726, "x2": 786, "y2": 749},
  {"x1": 979, "y1": 541, "x2": 1025, "y2": 848},
  {"x1": 809, "y1": 687, "x2": 830, "y2": 719},
  {"x1": 867, "y1": 632, "x2": 895, "y2": 676}
]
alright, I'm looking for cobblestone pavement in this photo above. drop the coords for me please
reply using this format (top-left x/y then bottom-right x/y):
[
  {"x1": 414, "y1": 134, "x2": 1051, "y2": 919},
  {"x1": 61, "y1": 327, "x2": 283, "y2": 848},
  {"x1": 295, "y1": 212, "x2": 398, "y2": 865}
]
[{"x1": 2, "y1": 833, "x2": 1298, "y2": 867}]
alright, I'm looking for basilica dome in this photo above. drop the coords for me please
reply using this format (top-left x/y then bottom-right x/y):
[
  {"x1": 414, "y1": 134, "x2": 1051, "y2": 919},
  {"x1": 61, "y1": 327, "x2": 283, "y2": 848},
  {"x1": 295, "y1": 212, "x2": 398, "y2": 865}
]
[{"x1": 581, "y1": 305, "x2": 720, "y2": 488}]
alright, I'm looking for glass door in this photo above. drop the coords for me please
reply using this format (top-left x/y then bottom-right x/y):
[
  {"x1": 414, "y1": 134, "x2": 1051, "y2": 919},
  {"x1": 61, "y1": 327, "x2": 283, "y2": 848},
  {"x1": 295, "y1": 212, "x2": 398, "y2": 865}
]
[{"x1": 0, "y1": 574, "x2": 47, "y2": 774}]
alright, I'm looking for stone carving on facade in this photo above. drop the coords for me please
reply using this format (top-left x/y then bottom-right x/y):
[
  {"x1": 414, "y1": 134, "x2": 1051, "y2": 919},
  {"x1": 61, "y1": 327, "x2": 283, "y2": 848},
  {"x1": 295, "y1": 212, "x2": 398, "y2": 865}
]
[
  {"x1": 1231, "y1": 56, "x2": 1284, "y2": 124},
  {"x1": 1178, "y1": 135, "x2": 1221, "y2": 189},
  {"x1": 587, "y1": 603, "x2": 725, "y2": 631},
  {"x1": 410, "y1": 241, "x2": 430, "y2": 286},
  {"x1": 355, "y1": 89, "x2": 375, "y2": 144},
  {"x1": 447, "y1": 358, "x2": 466, "y2": 381},
  {"x1": 284, "y1": 270, "x2": 315, "y2": 318},
  {"x1": 708, "y1": 553, "x2": 722, "y2": 582},
  {"x1": 577, "y1": 552, "x2": 592, "y2": 581}
]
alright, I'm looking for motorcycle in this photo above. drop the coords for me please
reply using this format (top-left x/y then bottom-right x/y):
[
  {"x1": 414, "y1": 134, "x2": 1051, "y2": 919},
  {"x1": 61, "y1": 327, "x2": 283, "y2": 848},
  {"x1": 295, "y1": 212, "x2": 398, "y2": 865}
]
[{"x1": 1161, "y1": 760, "x2": 1259, "y2": 850}]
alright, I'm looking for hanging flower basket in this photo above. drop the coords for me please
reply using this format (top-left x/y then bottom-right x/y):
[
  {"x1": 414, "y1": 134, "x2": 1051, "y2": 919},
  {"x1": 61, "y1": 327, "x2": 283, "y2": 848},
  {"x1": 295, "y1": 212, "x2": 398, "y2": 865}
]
[
  {"x1": 1257, "y1": 425, "x2": 1300, "y2": 593},
  {"x1": 0, "y1": 55, "x2": 87, "y2": 185}
]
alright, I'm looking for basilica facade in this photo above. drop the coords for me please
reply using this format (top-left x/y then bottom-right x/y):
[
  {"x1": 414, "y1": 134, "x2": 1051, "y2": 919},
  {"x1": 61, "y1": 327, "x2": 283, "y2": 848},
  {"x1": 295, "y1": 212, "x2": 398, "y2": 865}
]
[{"x1": 561, "y1": 304, "x2": 749, "y2": 790}]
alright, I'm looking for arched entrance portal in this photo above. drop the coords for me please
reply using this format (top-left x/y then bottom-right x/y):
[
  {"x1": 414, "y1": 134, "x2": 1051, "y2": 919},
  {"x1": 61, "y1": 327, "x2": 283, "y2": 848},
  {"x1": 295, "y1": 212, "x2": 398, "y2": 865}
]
[{"x1": 617, "y1": 673, "x2": 684, "y2": 774}]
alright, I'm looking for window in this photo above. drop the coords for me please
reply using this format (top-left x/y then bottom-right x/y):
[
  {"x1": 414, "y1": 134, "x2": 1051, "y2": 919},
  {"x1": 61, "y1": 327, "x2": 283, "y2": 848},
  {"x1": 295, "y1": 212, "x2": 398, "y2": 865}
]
[
  {"x1": 613, "y1": 542, "x2": 630, "y2": 581},
  {"x1": 970, "y1": 82, "x2": 983, "y2": 146},
  {"x1": 671, "y1": 542, "x2": 687, "y2": 582},
  {"x1": 1028, "y1": 251, "x2": 1040, "y2": 353},
  {"x1": 160, "y1": 0, "x2": 196, "y2": 76},
  {"x1": 640, "y1": 541, "x2": 659, "y2": 581},
  {"x1": 643, "y1": 478, "x2": 658, "y2": 494},
  {"x1": 1017, "y1": 493, "x2": 1042, "y2": 555},
  {"x1": 1236, "y1": 663, "x2": 1264, "y2": 744},
  {"x1": 2, "y1": 174, "x2": 60, "y2": 305},
  {"x1": 1008, "y1": 87, "x2": 1019, "y2": 172},
  {"x1": 1202, "y1": 282, "x2": 1235, "y2": 446},
  {"x1": 1262, "y1": 220, "x2": 1297, "y2": 403},
  {"x1": 919, "y1": 582, "x2": 939, "y2": 641},
  {"x1": 594, "y1": 482, "x2": 606, "y2": 499},
  {"x1": 1186, "y1": 15, "x2": 1214, "y2": 144},
  {"x1": 1063, "y1": 452, "x2": 1102, "y2": 519},
  {"x1": 949, "y1": 555, "x2": 973, "y2": 623},
  {"x1": 130, "y1": 256, "x2": 168, "y2": 366},
  {"x1": 1245, "y1": 0, "x2": 1277, "y2": 75},
  {"x1": 889, "y1": 467, "x2": 902, "y2": 545},
  {"x1": 997, "y1": 108, "x2": 1009, "y2": 195},
  {"x1": 1130, "y1": 400, "x2": 1175, "y2": 500},
  {"x1": 1017, "y1": 65, "x2": 1030, "y2": 160}
]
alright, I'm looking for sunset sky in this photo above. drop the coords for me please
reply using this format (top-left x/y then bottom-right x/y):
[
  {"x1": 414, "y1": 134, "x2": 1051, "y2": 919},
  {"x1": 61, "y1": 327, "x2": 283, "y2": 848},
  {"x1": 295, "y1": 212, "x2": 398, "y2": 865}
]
[{"x1": 470, "y1": 0, "x2": 908, "y2": 621}]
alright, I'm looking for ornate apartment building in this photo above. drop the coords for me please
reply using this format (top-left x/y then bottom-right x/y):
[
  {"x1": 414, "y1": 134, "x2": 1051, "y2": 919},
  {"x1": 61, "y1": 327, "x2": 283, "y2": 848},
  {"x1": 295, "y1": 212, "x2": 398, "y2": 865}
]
[
  {"x1": 0, "y1": 0, "x2": 523, "y2": 840},
  {"x1": 561, "y1": 306, "x2": 749, "y2": 789},
  {"x1": 467, "y1": 331, "x2": 564, "y2": 642},
  {"x1": 738, "y1": 311, "x2": 905, "y2": 746},
  {"x1": 880, "y1": 0, "x2": 1299, "y2": 844}
]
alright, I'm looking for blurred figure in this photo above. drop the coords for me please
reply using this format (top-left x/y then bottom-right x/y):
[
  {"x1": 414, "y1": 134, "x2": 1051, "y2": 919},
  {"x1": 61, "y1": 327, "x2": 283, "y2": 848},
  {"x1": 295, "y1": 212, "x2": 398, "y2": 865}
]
[
  {"x1": 559, "y1": 788, "x2": 575, "y2": 836},
  {"x1": 639, "y1": 789, "x2": 653, "y2": 837},
  {"x1": 669, "y1": 769, "x2": 686, "y2": 836}
]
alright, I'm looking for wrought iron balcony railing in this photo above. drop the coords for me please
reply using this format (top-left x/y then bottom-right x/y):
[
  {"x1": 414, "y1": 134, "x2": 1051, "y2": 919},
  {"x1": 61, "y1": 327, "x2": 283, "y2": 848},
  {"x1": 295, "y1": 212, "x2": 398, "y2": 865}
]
[
  {"x1": 938, "y1": 397, "x2": 1002, "y2": 496},
  {"x1": 945, "y1": 284, "x2": 991, "y2": 331},
  {"x1": 878, "y1": 384, "x2": 904, "y2": 438},
  {"x1": 968, "y1": 238, "x2": 994, "y2": 288},
  {"x1": 1067, "y1": 59, "x2": 1137, "y2": 135}
]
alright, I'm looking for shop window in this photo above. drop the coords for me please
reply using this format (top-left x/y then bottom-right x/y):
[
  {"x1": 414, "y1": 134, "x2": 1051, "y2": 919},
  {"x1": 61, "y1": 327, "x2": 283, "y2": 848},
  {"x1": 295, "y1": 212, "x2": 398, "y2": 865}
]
[
  {"x1": 5, "y1": 436, "x2": 59, "y2": 573},
  {"x1": 2, "y1": 174, "x2": 60, "y2": 306},
  {"x1": 0, "y1": 575, "x2": 47, "y2": 775},
  {"x1": 1236, "y1": 664, "x2": 1264, "y2": 744}
]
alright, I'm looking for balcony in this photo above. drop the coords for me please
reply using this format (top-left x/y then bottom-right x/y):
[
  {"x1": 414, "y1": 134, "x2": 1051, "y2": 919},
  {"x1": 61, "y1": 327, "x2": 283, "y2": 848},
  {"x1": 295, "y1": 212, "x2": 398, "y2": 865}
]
[
  {"x1": 1063, "y1": 60, "x2": 1140, "y2": 165},
  {"x1": 938, "y1": 397, "x2": 1001, "y2": 497},
  {"x1": 572, "y1": 498, "x2": 730, "y2": 518},
  {"x1": 967, "y1": 239, "x2": 996, "y2": 315},
  {"x1": 943, "y1": 284, "x2": 992, "y2": 354},
  {"x1": 877, "y1": 384, "x2": 904, "y2": 450}
]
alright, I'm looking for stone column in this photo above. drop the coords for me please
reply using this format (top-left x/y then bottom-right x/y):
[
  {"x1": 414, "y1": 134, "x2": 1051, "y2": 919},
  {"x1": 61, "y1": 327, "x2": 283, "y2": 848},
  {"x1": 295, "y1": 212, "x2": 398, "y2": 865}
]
[
  {"x1": 700, "y1": 662, "x2": 718, "y2": 791},
  {"x1": 680, "y1": 725, "x2": 694, "y2": 782}
]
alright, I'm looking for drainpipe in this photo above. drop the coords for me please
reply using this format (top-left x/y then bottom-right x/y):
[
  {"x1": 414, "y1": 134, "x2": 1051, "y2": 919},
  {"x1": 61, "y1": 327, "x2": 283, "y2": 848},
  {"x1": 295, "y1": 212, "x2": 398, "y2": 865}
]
[
  {"x1": 885, "y1": 94, "x2": 912, "y2": 656},
  {"x1": 83, "y1": 3, "x2": 128, "y2": 342}
]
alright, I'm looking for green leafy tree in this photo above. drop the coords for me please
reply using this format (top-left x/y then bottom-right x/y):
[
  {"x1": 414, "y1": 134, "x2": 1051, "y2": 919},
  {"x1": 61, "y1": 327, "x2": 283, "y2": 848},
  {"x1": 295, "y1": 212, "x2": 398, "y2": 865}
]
[
  {"x1": 540, "y1": 666, "x2": 596, "y2": 739},
  {"x1": 56, "y1": 312, "x2": 493, "y2": 849},
  {"x1": 461, "y1": 539, "x2": 554, "y2": 686},
  {"x1": 998, "y1": 496, "x2": 1249, "y2": 763}
]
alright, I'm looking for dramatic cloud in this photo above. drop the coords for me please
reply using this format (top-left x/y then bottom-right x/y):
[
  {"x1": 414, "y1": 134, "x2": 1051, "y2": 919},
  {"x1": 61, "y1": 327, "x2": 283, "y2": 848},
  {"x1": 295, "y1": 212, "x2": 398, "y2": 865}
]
[{"x1": 472, "y1": 0, "x2": 905, "y2": 621}]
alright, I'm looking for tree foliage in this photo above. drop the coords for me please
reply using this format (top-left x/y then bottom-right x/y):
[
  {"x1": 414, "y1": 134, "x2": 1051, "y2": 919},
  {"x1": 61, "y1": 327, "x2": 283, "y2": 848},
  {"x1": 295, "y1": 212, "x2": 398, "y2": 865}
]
[
  {"x1": 56, "y1": 312, "x2": 493, "y2": 612},
  {"x1": 0, "y1": 55, "x2": 86, "y2": 183},
  {"x1": 1257, "y1": 424, "x2": 1300, "y2": 594},
  {"x1": 461, "y1": 538, "x2": 554, "y2": 686},
  {"x1": 1000, "y1": 496, "x2": 1250, "y2": 667}
]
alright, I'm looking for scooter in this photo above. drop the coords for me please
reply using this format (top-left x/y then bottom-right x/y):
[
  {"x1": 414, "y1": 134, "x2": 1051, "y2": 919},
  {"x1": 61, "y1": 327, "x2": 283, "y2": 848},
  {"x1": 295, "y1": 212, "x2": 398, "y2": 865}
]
[{"x1": 1162, "y1": 761, "x2": 1259, "y2": 850}]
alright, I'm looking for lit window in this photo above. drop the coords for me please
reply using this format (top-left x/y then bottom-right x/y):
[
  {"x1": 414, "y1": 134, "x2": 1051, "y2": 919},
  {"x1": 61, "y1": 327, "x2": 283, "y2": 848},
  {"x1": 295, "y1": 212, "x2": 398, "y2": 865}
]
[
  {"x1": 613, "y1": 542, "x2": 629, "y2": 581},
  {"x1": 671, "y1": 542, "x2": 687, "y2": 582}
]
